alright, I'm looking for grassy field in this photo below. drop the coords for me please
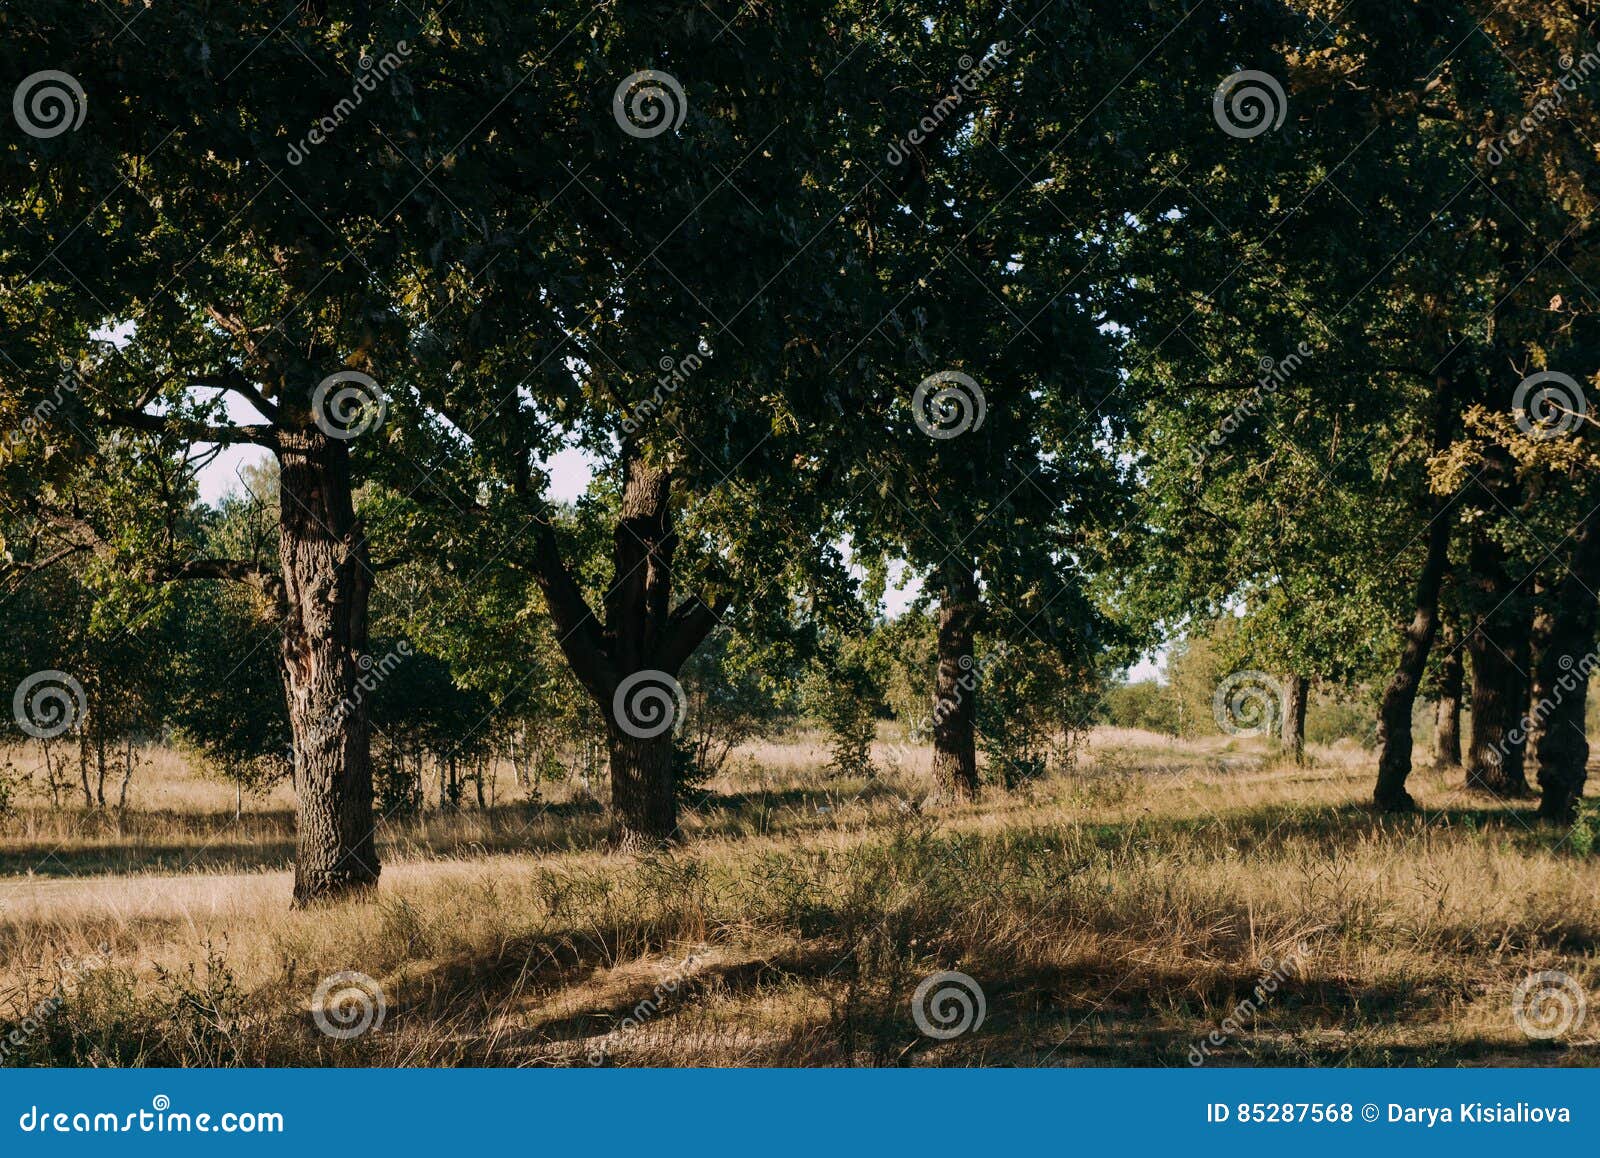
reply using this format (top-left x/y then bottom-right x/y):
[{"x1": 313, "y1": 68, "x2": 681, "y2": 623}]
[{"x1": 1, "y1": 728, "x2": 1597, "y2": 1067}]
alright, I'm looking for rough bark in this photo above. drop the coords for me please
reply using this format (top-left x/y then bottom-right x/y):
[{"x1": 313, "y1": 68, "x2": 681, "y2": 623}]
[
  {"x1": 1280, "y1": 675, "x2": 1309, "y2": 765},
  {"x1": 1372, "y1": 500, "x2": 1453, "y2": 810},
  {"x1": 1463, "y1": 541, "x2": 1534, "y2": 796},
  {"x1": 522, "y1": 448, "x2": 727, "y2": 849},
  {"x1": 1432, "y1": 624, "x2": 1463, "y2": 768},
  {"x1": 1533, "y1": 512, "x2": 1600, "y2": 821},
  {"x1": 278, "y1": 429, "x2": 380, "y2": 906},
  {"x1": 931, "y1": 559, "x2": 980, "y2": 803}
]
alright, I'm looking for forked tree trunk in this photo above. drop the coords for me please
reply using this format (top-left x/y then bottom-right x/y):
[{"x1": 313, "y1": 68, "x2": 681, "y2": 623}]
[
  {"x1": 1433, "y1": 624, "x2": 1463, "y2": 768},
  {"x1": 1373, "y1": 499, "x2": 1453, "y2": 810},
  {"x1": 931, "y1": 559, "x2": 980, "y2": 803},
  {"x1": 1280, "y1": 675, "x2": 1309, "y2": 765},
  {"x1": 1534, "y1": 512, "x2": 1600, "y2": 821},
  {"x1": 1464, "y1": 550, "x2": 1534, "y2": 797},
  {"x1": 524, "y1": 447, "x2": 727, "y2": 851},
  {"x1": 278, "y1": 429, "x2": 380, "y2": 906}
]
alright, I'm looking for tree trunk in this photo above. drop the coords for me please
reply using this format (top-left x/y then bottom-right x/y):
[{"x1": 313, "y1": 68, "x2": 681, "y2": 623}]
[
  {"x1": 1372, "y1": 498, "x2": 1453, "y2": 809},
  {"x1": 606, "y1": 729, "x2": 678, "y2": 850},
  {"x1": 1433, "y1": 623, "x2": 1463, "y2": 768},
  {"x1": 523, "y1": 448, "x2": 728, "y2": 849},
  {"x1": 1280, "y1": 675, "x2": 1309, "y2": 765},
  {"x1": 117, "y1": 735, "x2": 134, "y2": 810},
  {"x1": 78, "y1": 731, "x2": 93, "y2": 809},
  {"x1": 1534, "y1": 511, "x2": 1600, "y2": 821},
  {"x1": 277, "y1": 429, "x2": 380, "y2": 906},
  {"x1": 1463, "y1": 547, "x2": 1534, "y2": 796},
  {"x1": 931, "y1": 559, "x2": 980, "y2": 802}
]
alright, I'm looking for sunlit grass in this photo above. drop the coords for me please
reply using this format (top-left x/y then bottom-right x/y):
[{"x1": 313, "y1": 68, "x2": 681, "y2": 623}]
[{"x1": 1, "y1": 727, "x2": 1596, "y2": 1067}]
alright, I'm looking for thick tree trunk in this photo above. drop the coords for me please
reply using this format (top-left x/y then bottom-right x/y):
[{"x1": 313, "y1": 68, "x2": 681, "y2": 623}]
[
  {"x1": 606, "y1": 729, "x2": 678, "y2": 850},
  {"x1": 931, "y1": 559, "x2": 980, "y2": 802},
  {"x1": 1533, "y1": 513, "x2": 1600, "y2": 821},
  {"x1": 523, "y1": 448, "x2": 728, "y2": 849},
  {"x1": 1432, "y1": 623, "x2": 1463, "y2": 768},
  {"x1": 1372, "y1": 501, "x2": 1453, "y2": 810},
  {"x1": 1463, "y1": 547, "x2": 1534, "y2": 796},
  {"x1": 1280, "y1": 675, "x2": 1309, "y2": 765},
  {"x1": 278, "y1": 429, "x2": 380, "y2": 906}
]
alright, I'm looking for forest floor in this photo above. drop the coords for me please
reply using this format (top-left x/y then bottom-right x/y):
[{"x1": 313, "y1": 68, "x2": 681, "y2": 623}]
[{"x1": 1, "y1": 727, "x2": 1597, "y2": 1067}]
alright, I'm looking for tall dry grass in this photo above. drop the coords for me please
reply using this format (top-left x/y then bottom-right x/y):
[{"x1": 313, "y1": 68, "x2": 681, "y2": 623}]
[{"x1": 1, "y1": 728, "x2": 1596, "y2": 1066}]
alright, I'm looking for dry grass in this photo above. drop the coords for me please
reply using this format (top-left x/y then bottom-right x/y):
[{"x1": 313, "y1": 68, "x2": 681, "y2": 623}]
[{"x1": 2, "y1": 727, "x2": 1597, "y2": 1067}]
